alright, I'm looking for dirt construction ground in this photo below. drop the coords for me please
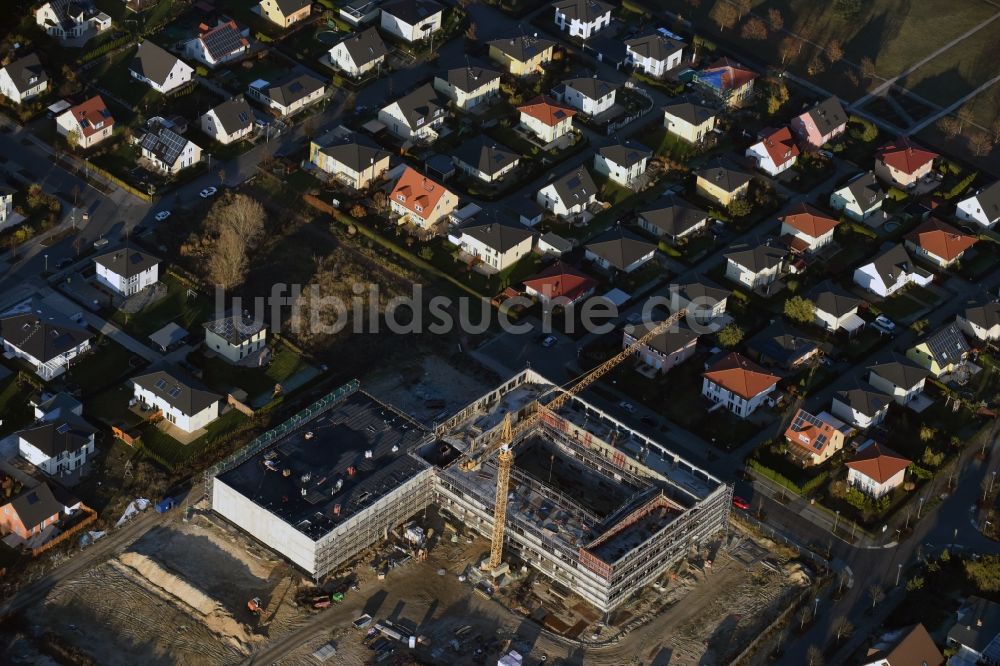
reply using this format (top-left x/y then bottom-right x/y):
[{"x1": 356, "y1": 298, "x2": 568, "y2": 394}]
[{"x1": 365, "y1": 354, "x2": 493, "y2": 425}]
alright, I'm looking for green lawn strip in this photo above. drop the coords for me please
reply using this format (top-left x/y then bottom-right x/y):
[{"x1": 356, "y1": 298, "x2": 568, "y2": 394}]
[
  {"x1": 0, "y1": 377, "x2": 34, "y2": 437},
  {"x1": 84, "y1": 384, "x2": 144, "y2": 429},
  {"x1": 63, "y1": 337, "x2": 146, "y2": 393},
  {"x1": 110, "y1": 272, "x2": 215, "y2": 341},
  {"x1": 137, "y1": 408, "x2": 247, "y2": 467},
  {"x1": 190, "y1": 346, "x2": 308, "y2": 398}
]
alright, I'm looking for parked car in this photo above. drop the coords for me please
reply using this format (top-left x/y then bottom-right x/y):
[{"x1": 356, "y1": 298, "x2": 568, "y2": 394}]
[
  {"x1": 874, "y1": 314, "x2": 896, "y2": 332},
  {"x1": 93, "y1": 237, "x2": 109, "y2": 250},
  {"x1": 618, "y1": 401, "x2": 636, "y2": 414},
  {"x1": 541, "y1": 335, "x2": 557, "y2": 348},
  {"x1": 154, "y1": 210, "x2": 171, "y2": 222},
  {"x1": 732, "y1": 496, "x2": 751, "y2": 510},
  {"x1": 199, "y1": 186, "x2": 217, "y2": 198}
]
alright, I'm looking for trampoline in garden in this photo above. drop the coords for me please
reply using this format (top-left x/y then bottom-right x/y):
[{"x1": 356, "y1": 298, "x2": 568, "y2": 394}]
[
  {"x1": 316, "y1": 31, "x2": 339, "y2": 44},
  {"x1": 883, "y1": 220, "x2": 901, "y2": 233}
]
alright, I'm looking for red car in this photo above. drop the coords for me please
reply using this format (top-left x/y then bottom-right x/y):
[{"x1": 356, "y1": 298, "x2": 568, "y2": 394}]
[{"x1": 732, "y1": 496, "x2": 751, "y2": 511}]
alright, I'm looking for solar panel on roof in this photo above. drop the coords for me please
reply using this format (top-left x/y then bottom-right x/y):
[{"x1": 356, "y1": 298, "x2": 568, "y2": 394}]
[
  {"x1": 168, "y1": 386, "x2": 182, "y2": 398},
  {"x1": 203, "y1": 26, "x2": 243, "y2": 60},
  {"x1": 155, "y1": 378, "x2": 168, "y2": 390},
  {"x1": 57, "y1": 423, "x2": 70, "y2": 434}
]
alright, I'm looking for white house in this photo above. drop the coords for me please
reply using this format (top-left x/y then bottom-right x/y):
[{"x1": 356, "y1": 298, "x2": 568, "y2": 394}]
[
  {"x1": 203, "y1": 313, "x2": 267, "y2": 365},
  {"x1": 552, "y1": 0, "x2": 612, "y2": 39},
  {"x1": 93, "y1": 248, "x2": 160, "y2": 296},
  {"x1": 449, "y1": 219, "x2": 535, "y2": 271},
  {"x1": 625, "y1": 33, "x2": 685, "y2": 78},
  {"x1": 810, "y1": 283, "x2": 864, "y2": 334},
  {"x1": 200, "y1": 97, "x2": 254, "y2": 145},
  {"x1": 309, "y1": 131, "x2": 391, "y2": 190},
  {"x1": 517, "y1": 96, "x2": 577, "y2": 146},
  {"x1": 554, "y1": 77, "x2": 618, "y2": 116},
  {"x1": 585, "y1": 227, "x2": 656, "y2": 273},
  {"x1": 0, "y1": 54, "x2": 48, "y2": 104},
  {"x1": 132, "y1": 368, "x2": 222, "y2": 433},
  {"x1": 867, "y1": 359, "x2": 927, "y2": 406},
  {"x1": 378, "y1": 83, "x2": 448, "y2": 141},
  {"x1": 34, "y1": 0, "x2": 111, "y2": 41},
  {"x1": 249, "y1": 74, "x2": 325, "y2": 117},
  {"x1": 672, "y1": 281, "x2": 730, "y2": 325},
  {"x1": 746, "y1": 126, "x2": 799, "y2": 176},
  {"x1": 434, "y1": 66, "x2": 502, "y2": 110},
  {"x1": 184, "y1": 20, "x2": 250, "y2": 68},
  {"x1": 831, "y1": 387, "x2": 891, "y2": 429},
  {"x1": 129, "y1": 40, "x2": 194, "y2": 94},
  {"x1": 702, "y1": 352, "x2": 779, "y2": 418},
  {"x1": 327, "y1": 27, "x2": 388, "y2": 78},
  {"x1": 594, "y1": 141, "x2": 651, "y2": 189},
  {"x1": 853, "y1": 244, "x2": 933, "y2": 297},
  {"x1": 957, "y1": 299, "x2": 1000, "y2": 342},
  {"x1": 140, "y1": 120, "x2": 202, "y2": 175},
  {"x1": 537, "y1": 168, "x2": 597, "y2": 218},
  {"x1": 956, "y1": 182, "x2": 1000, "y2": 229},
  {"x1": 0, "y1": 301, "x2": 92, "y2": 381},
  {"x1": 724, "y1": 244, "x2": 786, "y2": 293},
  {"x1": 779, "y1": 202, "x2": 839, "y2": 252},
  {"x1": 830, "y1": 172, "x2": 885, "y2": 223},
  {"x1": 0, "y1": 185, "x2": 16, "y2": 232},
  {"x1": 55, "y1": 95, "x2": 114, "y2": 149},
  {"x1": 18, "y1": 413, "x2": 96, "y2": 476},
  {"x1": 380, "y1": 0, "x2": 444, "y2": 43},
  {"x1": 846, "y1": 443, "x2": 911, "y2": 498}
]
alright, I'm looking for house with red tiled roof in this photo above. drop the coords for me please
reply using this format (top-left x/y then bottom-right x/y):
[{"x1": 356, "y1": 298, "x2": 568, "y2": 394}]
[
  {"x1": 784, "y1": 408, "x2": 847, "y2": 466},
  {"x1": 746, "y1": 127, "x2": 799, "y2": 176},
  {"x1": 694, "y1": 58, "x2": 756, "y2": 107},
  {"x1": 522, "y1": 261, "x2": 597, "y2": 306},
  {"x1": 518, "y1": 96, "x2": 577, "y2": 146},
  {"x1": 904, "y1": 217, "x2": 977, "y2": 268},
  {"x1": 779, "y1": 202, "x2": 839, "y2": 252},
  {"x1": 55, "y1": 95, "x2": 114, "y2": 148},
  {"x1": 701, "y1": 352, "x2": 779, "y2": 418},
  {"x1": 846, "y1": 442, "x2": 911, "y2": 498},
  {"x1": 874, "y1": 138, "x2": 938, "y2": 188},
  {"x1": 389, "y1": 166, "x2": 458, "y2": 230}
]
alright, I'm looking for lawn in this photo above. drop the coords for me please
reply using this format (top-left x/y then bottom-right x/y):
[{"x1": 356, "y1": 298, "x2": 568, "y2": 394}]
[
  {"x1": 84, "y1": 384, "x2": 142, "y2": 429},
  {"x1": 875, "y1": 291, "x2": 930, "y2": 322},
  {"x1": 223, "y1": 57, "x2": 295, "y2": 94},
  {"x1": 895, "y1": 23, "x2": 1000, "y2": 110},
  {"x1": 138, "y1": 407, "x2": 248, "y2": 468},
  {"x1": 62, "y1": 337, "x2": 147, "y2": 394},
  {"x1": 0, "y1": 375, "x2": 34, "y2": 437},
  {"x1": 88, "y1": 47, "x2": 160, "y2": 113},
  {"x1": 190, "y1": 346, "x2": 310, "y2": 399},
  {"x1": 110, "y1": 272, "x2": 216, "y2": 341}
]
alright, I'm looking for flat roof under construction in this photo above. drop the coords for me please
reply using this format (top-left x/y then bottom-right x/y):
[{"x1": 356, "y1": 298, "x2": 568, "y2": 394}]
[{"x1": 216, "y1": 391, "x2": 428, "y2": 541}]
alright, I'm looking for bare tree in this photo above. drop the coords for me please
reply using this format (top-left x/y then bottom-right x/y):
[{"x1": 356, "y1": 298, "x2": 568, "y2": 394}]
[
  {"x1": 859, "y1": 57, "x2": 876, "y2": 81},
  {"x1": 209, "y1": 224, "x2": 249, "y2": 289},
  {"x1": 957, "y1": 106, "x2": 976, "y2": 133},
  {"x1": 826, "y1": 39, "x2": 844, "y2": 64},
  {"x1": 741, "y1": 17, "x2": 768, "y2": 40},
  {"x1": 807, "y1": 55, "x2": 826, "y2": 76},
  {"x1": 806, "y1": 645, "x2": 824, "y2": 666},
  {"x1": 710, "y1": 1, "x2": 739, "y2": 31},
  {"x1": 372, "y1": 190, "x2": 388, "y2": 212},
  {"x1": 833, "y1": 615, "x2": 854, "y2": 641},
  {"x1": 767, "y1": 7, "x2": 784, "y2": 30},
  {"x1": 869, "y1": 584, "x2": 884, "y2": 609},
  {"x1": 991, "y1": 117, "x2": 1000, "y2": 146},
  {"x1": 937, "y1": 116, "x2": 961, "y2": 139},
  {"x1": 218, "y1": 168, "x2": 226, "y2": 185},
  {"x1": 779, "y1": 37, "x2": 802, "y2": 64},
  {"x1": 970, "y1": 130, "x2": 993, "y2": 157},
  {"x1": 204, "y1": 194, "x2": 266, "y2": 288},
  {"x1": 734, "y1": 0, "x2": 752, "y2": 19},
  {"x1": 465, "y1": 22, "x2": 477, "y2": 41}
]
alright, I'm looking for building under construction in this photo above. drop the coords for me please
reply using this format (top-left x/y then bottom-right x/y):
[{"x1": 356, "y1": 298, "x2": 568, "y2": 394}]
[{"x1": 209, "y1": 370, "x2": 731, "y2": 612}]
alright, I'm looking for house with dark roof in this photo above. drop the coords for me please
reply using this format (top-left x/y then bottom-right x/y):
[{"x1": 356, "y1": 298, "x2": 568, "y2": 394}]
[
  {"x1": 34, "y1": 0, "x2": 111, "y2": 43},
  {"x1": 249, "y1": 74, "x2": 325, "y2": 117},
  {"x1": 830, "y1": 172, "x2": 885, "y2": 223},
  {"x1": 18, "y1": 412, "x2": 97, "y2": 476},
  {"x1": 200, "y1": 97, "x2": 254, "y2": 145},
  {"x1": 552, "y1": 0, "x2": 612, "y2": 39},
  {"x1": 54, "y1": 95, "x2": 114, "y2": 149},
  {"x1": 132, "y1": 366, "x2": 222, "y2": 433},
  {"x1": 129, "y1": 40, "x2": 194, "y2": 94},
  {"x1": 553, "y1": 77, "x2": 619, "y2": 116},
  {"x1": 904, "y1": 217, "x2": 977, "y2": 268},
  {"x1": 747, "y1": 322, "x2": 820, "y2": 370},
  {"x1": 0, "y1": 300, "x2": 92, "y2": 380},
  {"x1": 831, "y1": 386, "x2": 891, "y2": 429},
  {"x1": 378, "y1": 83, "x2": 448, "y2": 140},
  {"x1": 94, "y1": 248, "x2": 160, "y2": 296},
  {"x1": 518, "y1": 96, "x2": 577, "y2": 146},
  {"x1": 139, "y1": 118, "x2": 202, "y2": 175},
  {"x1": 489, "y1": 36, "x2": 556, "y2": 75},
  {"x1": 779, "y1": 202, "x2": 839, "y2": 252},
  {"x1": 584, "y1": 227, "x2": 656, "y2": 273},
  {"x1": 663, "y1": 100, "x2": 717, "y2": 143},
  {"x1": 624, "y1": 323, "x2": 699, "y2": 375},
  {"x1": 327, "y1": 27, "x2": 388, "y2": 77},
  {"x1": 946, "y1": 596, "x2": 1000, "y2": 665},
  {"x1": 255, "y1": 0, "x2": 311, "y2": 28},
  {"x1": 784, "y1": 408, "x2": 848, "y2": 466},
  {"x1": 875, "y1": 138, "x2": 938, "y2": 189},
  {"x1": 810, "y1": 281, "x2": 864, "y2": 333},
  {"x1": 380, "y1": 0, "x2": 444, "y2": 42},
  {"x1": 0, "y1": 475, "x2": 75, "y2": 541},
  {"x1": 453, "y1": 138, "x2": 519, "y2": 183},
  {"x1": 523, "y1": 261, "x2": 597, "y2": 306},
  {"x1": 449, "y1": 218, "x2": 535, "y2": 271},
  {"x1": 746, "y1": 126, "x2": 799, "y2": 176},
  {"x1": 537, "y1": 230, "x2": 572, "y2": 255},
  {"x1": 847, "y1": 442, "x2": 912, "y2": 499},
  {"x1": 184, "y1": 19, "x2": 250, "y2": 67},
  {"x1": 0, "y1": 54, "x2": 49, "y2": 105},
  {"x1": 907, "y1": 323, "x2": 970, "y2": 378},
  {"x1": 791, "y1": 96, "x2": 847, "y2": 148},
  {"x1": 696, "y1": 165, "x2": 751, "y2": 207},
  {"x1": 537, "y1": 167, "x2": 598, "y2": 218},
  {"x1": 853, "y1": 243, "x2": 933, "y2": 297},
  {"x1": 594, "y1": 141, "x2": 651, "y2": 189},
  {"x1": 724, "y1": 243, "x2": 786, "y2": 293},
  {"x1": 864, "y1": 625, "x2": 943, "y2": 666},
  {"x1": 309, "y1": 130, "x2": 391, "y2": 190},
  {"x1": 672, "y1": 280, "x2": 730, "y2": 324},
  {"x1": 702, "y1": 352, "x2": 779, "y2": 418},
  {"x1": 957, "y1": 181, "x2": 1000, "y2": 229},
  {"x1": 204, "y1": 312, "x2": 267, "y2": 365},
  {"x1": 958, "y1": 298, "x2": 1000, "y2": 342},
  {"x1": 625, "y1": 33, "x2": 685, "y2": 77},
  {"x1": 638, "y1": 197, "x2": 708, "y2": 244},
  {"x1": 434, "y1": 66, "x2": 502, "y2": 110},
  {"x1": 868, "y1": 357, "x2": 928, "y2": 405},
  {"x1": 694, "y1": 58, "x2": 756, "y2": 107}
]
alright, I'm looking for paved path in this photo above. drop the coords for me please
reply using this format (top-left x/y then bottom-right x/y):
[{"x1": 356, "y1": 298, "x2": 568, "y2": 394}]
[
  {"x1": 907, "y1": 70, "x2": 1000, "y2": 135},
  {"x1": 78, "y1": 308, "x2": 163, "y2": 364}
]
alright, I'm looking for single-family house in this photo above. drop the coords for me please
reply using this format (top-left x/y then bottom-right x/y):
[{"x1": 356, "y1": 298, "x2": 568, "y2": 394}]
[
  {"x1": 140, "y1": 120, "x2": 202, "y2": 174},
  {"x1": 93, "y1": 248, "x2": 160, "y2": 296},
  {"x1": 746, "y1": 126, "x2": 799, "y2": 176},
  {"x1": 779, "y1": 202, "x2": 839, "y2": 252},
  {"x1": 624, "y1": 323, "x2": 699, "y2": 375},
  {"x1": 853, "y1": 244, "x2": 933, "y2": 297},
  {"x1": 517, "y1": 96, "x2": 576, "y2": 145},
  {"x1": 203, "y1": 313, "x2": 267, "y2": 365},
  {"x1": 956, "y1": 182, "x2": 1000, "y2": 229},
  {"x1": 625, "y1": 33, "x2": 685, "y2": 78},
  {"x1": 132, "y1": 367, "x2": 222, "y2": 434},
  {"x1": 0, "y1": 186, "x2": 14, "y2": 231},
  {"x1": 389, "y1": 166, "x2": 458, "y2": 229},
  {"x1": 830, "y1": 172, "x2": 885, "y2": 223},
  {"x1": 184, "y1": 20, "x2": 250, "y2": 67},
  {"x1": 810, "y1": 282, "x2": 864, "y2": 334},
  {"x1": 434, "y1": 66, "x2": 502, "y2": 110},
  {"x1": 250, "y1": 74, "x2": 325, "y2": 117},
  {"x1": 585, "y1": 227, "x2": 656, "y2": 273},
  {"x1": 784, "y1": 409, "x2": 846, "y2": 466},
  {"x1": 907, "y1": 323, "x2": 970, "y2": 378},
  {"x1": 380, "y1": 0, "x2": 444, "y2": 42},
  {"x1": 663, "y1": 100, "x2": 717, "y2": 143},
  {"x1": 488, "y1": 36, "x2": 555, "y2": 76},
  {"x1": 55, "y1": 95, "x2": 114, "y2": 149},
  {"x1": 34, "y1": 0, "x2": 110, "y2": 41},
  {"x1": 453, "y1": 138, "x2": 519, "y2": 183},
  {"x1": 553, "y1": 77, "x2": 618, "y2": 116},
  {"x1": 904, "y1": 217, "x2": 977, "y2": 268},
  {"x1": 791, "y1": 96, "x2": 847, "y2": 149},
  {"x1": 864, "y1": 624, "x2": 942, "y2": 666},
  {"x1": 536, "y1": 231, "x2": 571, "y2": 256},
  {"x1": 537, "y1": 168, "x2": 597, "y2": 218},
  {"x1": 0, "y1": 478, "x2": 76, "y2": 541},
  {"x1": 0, "y1": 54, "x2": 49, "y2": 105},
  {"x1": 638, "y1": 197, "x2": 708, "y2": 244},
  {"x1": 695, "y1": 58, "x2": 756, "y2": 107},
  {"x1": 328, "y1": 27, "x2": 389, "y2": 78},
  {"x1": 0, "y1": 302, "x2": 92, "y2": 380},
  {"x1": 748, "y1": 323, "x2": 820, "y2": 370},
  {"x1": 695, "y1": 165, "x2": 751, "y2": 207},
  {"x1": 378, "y1": 83, "x2": 448, "y2": 141},
  {"x1": 868, "y1": 358, "x2": 927, "y2": 405},
  {"x1": 450, "y1": 219, "x2": 534, "y2": 271},
  {"x1": 18, "y1": 413, "x2": 96, "y2": 476},
  {"x1": 523, "y1": 261, "x2": 597, "y2": 307},
  {"x1": 958, "y1": 298, "x2": 1000, "y2": 342},
  {"x1": 724, "y1": 243, "x2": 786, "y2": 292},
  {"x1": 847, "y1": 443, "x2": 912, "y2": 499},
  {"x1": 309, "y1": 133, "x2": 391, "y2": 190},
  {"x1": 702, "y1": 352, "x2": 779, "y2": 418},
  {"x1": 831, "y1": 387, "x2": 891, "y2": 429},
  {"x1": 255, "y1": 0, "x2": 311, "y2": 27},
  {"x1": 672, "y1": 280, "x2": 730, "y2": 325},
  {"x1": 129, "y1": 40, "x2": 194, "y2": 94},
  {"x1": 875, "y1": 138, "x2": 938, "y2": 189},
  {"x1": 946, "y1": 597, "x2": 1000, "y2": 665},
  {"x1": 340, "y1": 0, "x2": 383, "y2": 26},
  {"x1": 200, "y1": 97, "x2": 254, "y2": 145},
  {"x1": 594, "y1": 141, "x2": 651, "y2": 189},
  {"x1": 552, "y1": 0, "x2": 612, "y2": 39}
]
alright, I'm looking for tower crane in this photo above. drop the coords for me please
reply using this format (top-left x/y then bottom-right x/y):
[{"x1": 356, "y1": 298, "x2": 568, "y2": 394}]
[{"x1": 471, "y1": 309, "x2": 688, "y2": 571}]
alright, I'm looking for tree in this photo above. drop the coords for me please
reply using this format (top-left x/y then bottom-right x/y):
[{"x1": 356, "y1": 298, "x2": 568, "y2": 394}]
[
  {"x1": 859, "y1": 57, "x2": 876, "y2": 82},
  {"x1": 957, "y1": 106, "x2": 976, "y2": 132},
  {"x1": 826, "y1": 39, "x2": 843, "y2": 64},
  {"x1": 205, "y1": 194, "x2": 266, "y2": 289},
  {"x1": 350, "y1": 203, "x2": 367, "y2": 218},
  {"x1": 766, "y1": 79, "x2": 790, "y2": 115},
  {"x1": 727, "y1": 197, "x2": 752, "y2": 218},
  {"x1": 767, "y1": 8, "x2": 783, "y2": 30},
  {"x1": 938, "y1": 116, "x2": 962, "y2": 139},
  {"x1": 372, "y1": 190, "x2": 388, "y2": 212},
  {"x1": 807, "y1": 55, "x2": 826, "y2": 76},
  {"x1": 833, "y1": 616, "x2": 854, "y2": 641},
  {"x1": 806, "y1": 645, "x2": 824, "y2": 666},
  {"x1": 218, "y1": 168, "x2": 226, "y2": 185},
  {"x1": 66, "y1": 128, "x2": 80, "y2": 151},
  {"x1": 991, "y1": 117, "x2": 1000, "y2": 146},
  {"x1": 833, "y1": 0, "x2": 862, "y2": 20},
  {"x1": 965, "y1": 555, "x2": 1000, "y2": 591},
  {"x1": 734, "y1": 0, "x2": 752, "y2": 19},
  {"x1": 710, "y1": 1, "x2": 739, "y2": 31},
  {"x1": 209, "y1": 223, "x2": 249, "y2": 289},
  {"x1": 970, "y1": 130, "x2": 993, "y2": 157},
  {"x1": 465, "y1": 22, "x2": 477, "y2": 41},
  {"x1": 778, "y1": 37, "x2": 802, "y2": 65},
  {"x1": 741, "y1": 17, "x2": 768, "y2": 40},
  {"x1": 869, "y1": 584, "x2": 884, "y2": 608},
  {"x1": 784, "y1": 296, "x2": 815, "y2": 323},
  {"x1": 906, "y1": 575, "x2": 925, "y2": 591},
  {"x1": 718, "y1": 323, "x2": 744, "y2": 347}
]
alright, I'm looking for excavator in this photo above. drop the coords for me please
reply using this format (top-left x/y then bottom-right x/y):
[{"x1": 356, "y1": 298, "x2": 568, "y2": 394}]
[{"x1": 247, "y1": 597, "x2": 264, "y2": 614}]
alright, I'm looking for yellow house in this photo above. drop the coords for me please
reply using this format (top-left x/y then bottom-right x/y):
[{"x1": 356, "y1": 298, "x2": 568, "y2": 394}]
[
  {"x1": 663, "y1": 101, "x2": 717, "y2": 143},
  {"x1": 488, "y1": 36, "x2": 555, "y2": 76},
  {"x1": 255, "y1": 0, "x2": 311, "y2": 28},
  {"x1": 906, "y1": 324, "x2": 970, "y2": 378},
  {"x1": 695, "y1": 166, "x2": 751, "y2": 207}
]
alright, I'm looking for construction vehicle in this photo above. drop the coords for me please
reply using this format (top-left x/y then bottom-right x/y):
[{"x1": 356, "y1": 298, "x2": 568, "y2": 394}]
[
  {"x1": 463, "y1": 309, "x2": 688, "y2": 572},
  {"x1": 247, "y1": 597, "x2": 263, "y2": 614}
]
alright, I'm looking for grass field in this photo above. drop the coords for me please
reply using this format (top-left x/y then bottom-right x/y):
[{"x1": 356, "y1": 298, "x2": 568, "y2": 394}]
[
  {"x1": 111, "y1": 273, "x2": 215, "y2": 341},
  {"x1": 895, "y1": 25, "x2": 1000, "y2": 109}
]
